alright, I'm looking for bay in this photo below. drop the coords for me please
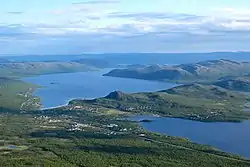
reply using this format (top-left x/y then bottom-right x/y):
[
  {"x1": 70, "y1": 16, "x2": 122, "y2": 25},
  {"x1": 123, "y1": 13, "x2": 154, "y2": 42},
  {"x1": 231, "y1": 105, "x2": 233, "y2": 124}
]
[
  {"x1": 131, "y1": 115, "x2": 250, "y2": 158},
  {"x1": 23, "y1": 68, "x2": 250, "y2": 159},
  {"x1": 23, "y1": 69, "x2": 176, "y2": 109}
]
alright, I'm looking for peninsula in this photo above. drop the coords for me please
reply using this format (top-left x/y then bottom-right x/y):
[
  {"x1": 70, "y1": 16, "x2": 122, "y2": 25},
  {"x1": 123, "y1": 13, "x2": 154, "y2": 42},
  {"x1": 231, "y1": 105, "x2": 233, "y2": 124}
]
[{"x1": 104, "y1": 59, "x2": 250, "y2": 83}]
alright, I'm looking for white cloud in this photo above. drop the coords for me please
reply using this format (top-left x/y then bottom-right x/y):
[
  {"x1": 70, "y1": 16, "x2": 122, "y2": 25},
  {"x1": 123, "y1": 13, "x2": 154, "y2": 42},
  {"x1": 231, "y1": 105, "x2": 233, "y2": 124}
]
[
  {"x1": 208, "y1": 7, "x2": 250, "y2": 30},
  {"x1": 212, "y1": 7, "x2": 250, "y2": 17},
  {"x1": 42, "y1": 6, "x2": 250, "y2": 36},
  {"x1": 1, "y1": 2, "x2": 250, "y2": 54},
  {"x1": 2, "y1": 1, "x2": 250, "y2": 36}
]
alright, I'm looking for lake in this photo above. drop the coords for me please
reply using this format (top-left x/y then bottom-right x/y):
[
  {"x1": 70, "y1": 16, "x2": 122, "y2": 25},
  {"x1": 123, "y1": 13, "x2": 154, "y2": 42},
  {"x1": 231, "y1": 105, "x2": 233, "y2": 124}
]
[
  {"x1": 130, "y1": 116, "x2": 250, "y2": 158},
  {"x1": 23, "y1": 69, "x2": 250, "y2": 159},
  {"x1": 23, "y1": 69, "x2": 176, "y2": 109}
]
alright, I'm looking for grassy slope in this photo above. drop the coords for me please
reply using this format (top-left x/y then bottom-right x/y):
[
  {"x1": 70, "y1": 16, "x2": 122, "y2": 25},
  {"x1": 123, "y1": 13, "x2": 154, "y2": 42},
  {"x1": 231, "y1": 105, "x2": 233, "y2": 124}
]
[
  {"x1": 1, "y1": 109, "x2": 250, "y2": 167},
  {"x1": 0, "y1": 61, "x2": 97, "y2": 110},
  {"x1": 0, "y1": 77, "x2": 40, "y2": 110},
  {"x1": 69, "y1": 84, "x2": 250, "y2": 122}
]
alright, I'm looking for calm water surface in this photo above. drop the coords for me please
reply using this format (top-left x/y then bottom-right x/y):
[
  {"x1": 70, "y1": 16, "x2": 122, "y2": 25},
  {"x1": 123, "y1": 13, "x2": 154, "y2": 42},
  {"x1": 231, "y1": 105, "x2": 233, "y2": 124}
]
[
  {"x1": 23, "y1": 69, "x2": 250, "y2": 158},
  {"x1": 130, "y1": 116, "x2": 250, "y2": 158},
  {"x1": 23, "y1": 69, "x2": 176, "y2": 109}
]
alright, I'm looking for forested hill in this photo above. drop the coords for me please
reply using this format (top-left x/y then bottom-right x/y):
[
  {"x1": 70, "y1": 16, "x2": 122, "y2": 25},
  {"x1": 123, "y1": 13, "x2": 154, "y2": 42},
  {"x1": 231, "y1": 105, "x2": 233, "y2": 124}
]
[
  {"x1": 104, "y1": 59, "x2": 250, "y2": 83},
  {"x1": 69, "y1": 83, "x2": 250, "y2": 122}
]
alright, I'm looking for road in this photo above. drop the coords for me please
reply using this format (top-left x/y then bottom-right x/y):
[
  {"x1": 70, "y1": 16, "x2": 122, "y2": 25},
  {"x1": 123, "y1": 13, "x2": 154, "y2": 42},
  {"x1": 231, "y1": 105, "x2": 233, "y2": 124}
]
[{"x1": 20, "y1": 88, "x2": 36, "y2": 111}]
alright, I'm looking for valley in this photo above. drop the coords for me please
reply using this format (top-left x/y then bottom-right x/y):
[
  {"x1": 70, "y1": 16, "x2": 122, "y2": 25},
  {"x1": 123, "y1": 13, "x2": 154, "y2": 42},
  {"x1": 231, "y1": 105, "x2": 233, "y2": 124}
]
[{"x1": 2, "y1": 57, "x2": 250, "y2": 166}]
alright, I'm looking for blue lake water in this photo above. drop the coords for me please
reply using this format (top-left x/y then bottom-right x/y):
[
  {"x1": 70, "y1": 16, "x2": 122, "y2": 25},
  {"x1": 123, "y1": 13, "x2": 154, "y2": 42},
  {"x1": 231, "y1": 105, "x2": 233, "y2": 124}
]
[
  {"x1": 23, "y1": 69, "x2": 250, "y2": 158},
  {"x1": 8, "y1": 145, "x2": 19, "y2": 149},
  {"x1": 130, "y1": 116, "x2": 250, "y2": 158},
  {"x1": 23, "y1": 69, "x2": 177, "y2": 109}
]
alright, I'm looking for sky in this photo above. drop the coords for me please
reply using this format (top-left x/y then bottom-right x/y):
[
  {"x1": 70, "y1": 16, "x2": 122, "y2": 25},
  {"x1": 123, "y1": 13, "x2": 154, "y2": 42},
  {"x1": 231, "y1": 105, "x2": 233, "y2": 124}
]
[{"x1": 0, "y1": 0, "x2": 250, "y2": 55}]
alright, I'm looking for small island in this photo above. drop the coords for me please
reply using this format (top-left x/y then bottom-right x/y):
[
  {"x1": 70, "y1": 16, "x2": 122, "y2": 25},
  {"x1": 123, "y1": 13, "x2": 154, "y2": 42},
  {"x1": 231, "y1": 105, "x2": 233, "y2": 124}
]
[
  {"x1": 50, "y1": 82, "x2": 59, "y2": 85},
  {"x1": 140, "y1": 119, "x2": 153, "y2": 123}
]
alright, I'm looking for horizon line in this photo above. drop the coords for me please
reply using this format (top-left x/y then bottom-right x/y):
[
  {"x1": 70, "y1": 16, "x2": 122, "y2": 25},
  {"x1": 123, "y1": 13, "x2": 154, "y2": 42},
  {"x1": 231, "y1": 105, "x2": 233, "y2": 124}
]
[{"x1": 0, "y1": 51, "x2": 249, "y2": 57}]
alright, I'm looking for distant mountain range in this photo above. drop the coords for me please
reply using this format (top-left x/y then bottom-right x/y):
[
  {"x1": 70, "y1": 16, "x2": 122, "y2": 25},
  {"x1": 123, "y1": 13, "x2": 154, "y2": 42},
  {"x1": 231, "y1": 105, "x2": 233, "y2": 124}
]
[
  {"x1": 104, "y1": 59, "x2": 250, "y2": 83},
  {"x1": 0, "y1": 62, "x2": 93, "y2": 78},
  {"x1": 75, "y1": 58, "x2": 113, "y2": 68},
  {"x1": 3, "y1": 52, "x2": 250, "y2": 66}
]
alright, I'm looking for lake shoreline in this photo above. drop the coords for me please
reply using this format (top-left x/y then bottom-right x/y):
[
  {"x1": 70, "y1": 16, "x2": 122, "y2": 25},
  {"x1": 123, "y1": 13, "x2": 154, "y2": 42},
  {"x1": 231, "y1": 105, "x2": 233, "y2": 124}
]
[
  {"x1": 22, "y1": 70, "x2": 250, "y2": 159},
  {"x1": 129, "y1": 115, "x2": 250, "y2": 158}
]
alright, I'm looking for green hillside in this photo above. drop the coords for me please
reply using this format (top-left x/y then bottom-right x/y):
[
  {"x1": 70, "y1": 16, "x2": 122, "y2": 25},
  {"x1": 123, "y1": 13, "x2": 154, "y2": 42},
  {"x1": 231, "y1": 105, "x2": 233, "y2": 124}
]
[
  {"x1": 1, "y1": 105, "x2": 250, "y2": 167},
  {"x1": 69, "y1": 84, "x2": 250, "y2": 122},
  {"x1": 1, "y1": 59, "x2": 250, "y2": 166},
  {"x1": 0, "y1": 77, "x2": 40, "y2": 110},
  {"x1": 104, "y1": 59, "x2": 250, "y2": 83}
]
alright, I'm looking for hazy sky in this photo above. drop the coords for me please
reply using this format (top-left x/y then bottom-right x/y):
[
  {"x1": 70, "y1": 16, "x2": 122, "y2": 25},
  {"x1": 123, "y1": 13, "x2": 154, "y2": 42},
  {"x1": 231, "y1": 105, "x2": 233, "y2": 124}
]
[{"x1": 1, "y1": 0, "x2": 250, "y2": 54}]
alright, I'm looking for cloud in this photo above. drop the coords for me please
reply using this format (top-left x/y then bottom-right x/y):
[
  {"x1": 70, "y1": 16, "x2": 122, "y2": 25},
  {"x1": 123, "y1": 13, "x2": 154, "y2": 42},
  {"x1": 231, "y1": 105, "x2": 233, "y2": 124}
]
[
  {"x1": 46, "y1": 5, "x2": 250, "y2": 36},
  {"x1": 0, "y1": 24, "x2": 31, "y2": 37},
  {"x1": 51, "y1": 0, "x2": 118, "y2": 15},
  {"x1": 108, "y1": 12, "x2": 205, "y2": 21},
  {"x1": 212, "y1": 7, "x2": 250, "y2": 17},
  {"x1": 72, "y1": 0, "x2": 119, "y2": 5},
  {"x1": 29, "y1": 1, "x2": 249, "y2": 37},
  {"x1": 2, "y1": 10, "x2": 250, "y2": 37},
  {"x1": 1, "y1": 2, "x2": 250, "y2": 54},
  {"x1": 6, "y1": 12, "x2": 24, "y2": 15},
  {"x1": 1, "y1": 21, "x2": 250, "y2": 55}
]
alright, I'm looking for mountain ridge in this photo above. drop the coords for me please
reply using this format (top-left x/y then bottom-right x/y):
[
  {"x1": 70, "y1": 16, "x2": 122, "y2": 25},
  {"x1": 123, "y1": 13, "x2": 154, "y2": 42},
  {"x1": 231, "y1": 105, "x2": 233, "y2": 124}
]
[{"x1": 104, "y1": 59, "x2": 250, "y2": 83}]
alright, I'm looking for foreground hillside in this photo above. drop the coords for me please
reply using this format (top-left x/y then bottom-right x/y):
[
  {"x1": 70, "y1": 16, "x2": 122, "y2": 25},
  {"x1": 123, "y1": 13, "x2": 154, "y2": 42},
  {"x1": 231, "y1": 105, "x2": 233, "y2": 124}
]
[
  {"x1": 1, "y1": 106, "x2": 250, "y2": 167},
  {"x1": 104, "y1": 59, "x2": 250, "y2": 83}
]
